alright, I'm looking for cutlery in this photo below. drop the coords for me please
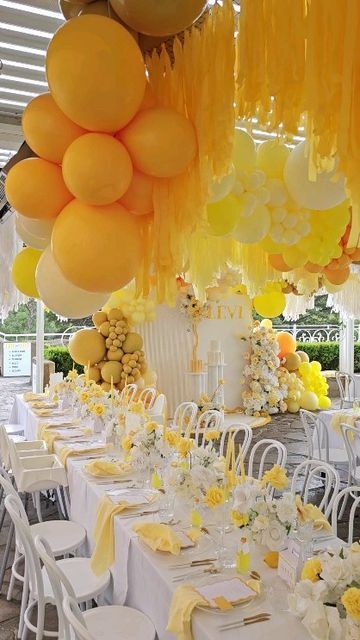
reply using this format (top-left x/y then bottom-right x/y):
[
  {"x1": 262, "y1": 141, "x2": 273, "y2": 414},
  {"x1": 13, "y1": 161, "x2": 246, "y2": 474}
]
[
  {"x1": 218, "y1": 613, "x2": 271, "y2": 631},
  {"x1": 169, "y1": 558, "x2": 217, "y2": 570},
  {"x1": 90, "y1": 478, "x2": 133, "y2": 485},
  {"x1": 172, "y1": 566, "x2": 220, "y2": 582},
  {"x1": 121, "y1": 509, "x2": 159, "y2": 519}
]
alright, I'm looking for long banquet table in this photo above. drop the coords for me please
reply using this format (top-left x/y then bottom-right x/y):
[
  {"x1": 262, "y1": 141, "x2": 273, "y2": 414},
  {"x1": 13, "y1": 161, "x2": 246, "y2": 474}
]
[{"x1": 11, "y1": 394, "x2": 318, "y2": 640}]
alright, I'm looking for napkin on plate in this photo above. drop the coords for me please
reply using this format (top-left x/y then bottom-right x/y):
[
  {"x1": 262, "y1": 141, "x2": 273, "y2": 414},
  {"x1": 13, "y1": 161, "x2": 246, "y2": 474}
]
[
  {"x1": 58, "y1": 445, "x2": 107, "y2": 468},
  {"x1": 91, "y1": 495, "x2": 129, "y2": 575},
  {"x1": 30, "y1": 401, "x2": 58, "y2": 409},
  {"x1": 42, "y1": 427, "x2": 92, "y2": 453},
  {"x1": 23, "y1": 392, "x2": 46, "y2": 402},
  {"x1": 84, "y1": 458, "x2": 130, "y2": 477},
  {"x1": 133, "y1": 522, "x2": 182, "y2": 555},
  {"x1": 167, "y1": 584, "x2": 207, "y2": 640}
]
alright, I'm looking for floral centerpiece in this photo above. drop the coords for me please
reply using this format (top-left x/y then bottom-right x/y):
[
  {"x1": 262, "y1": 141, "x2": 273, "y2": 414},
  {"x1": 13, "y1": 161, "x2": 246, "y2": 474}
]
[
  {"x1": 121, "y1": 420, "x2": 171, "y2": 470},
  {"x1": 290, "y1": 545, "x2": 360, "y2": 639},
  {"x1": 178, "y1": 285, "x2": 210, "y2": 372}
]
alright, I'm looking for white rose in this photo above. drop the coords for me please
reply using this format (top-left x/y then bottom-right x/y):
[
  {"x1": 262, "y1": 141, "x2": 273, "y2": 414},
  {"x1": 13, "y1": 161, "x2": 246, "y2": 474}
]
[
  {"x1": 252, "y1": 514, "x2": 269, "y2": 534},
  {"x1": 262, "y1": 518, "x2": 287, "y2": 551},
  {"x1": 233, "y1": 482, "x2": 260, "y2": 513},
  {"x1": 303, "y1": 603, "x2": 342, "y2": 640},
  {"x1": 288, "y1": 580, "x2": 328, "y2": 619},
  {"x1": 277, "y1": 492, "x2": 297, "y2": 524},
  {"x1": 320, "y1": 554, "x2": 353, "y2": 597},
  {"x1": 345, "y1": 616, "x2": 360, "y2": 640}
]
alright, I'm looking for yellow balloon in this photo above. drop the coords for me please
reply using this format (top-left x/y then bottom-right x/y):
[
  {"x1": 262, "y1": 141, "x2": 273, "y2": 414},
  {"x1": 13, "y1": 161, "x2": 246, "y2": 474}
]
[
  {"x1": 253, "y1": 291, "x2": 286, "y2": 319},
  {"x1": 286, "y1": 400, "x2": 300, "y2": 414},
  {"x1": 119, "y1": 169, "x2": 154, "y2": 215},
  {"x1": 101, "y1": 361, "x2": 122, "y2": 383},
  {"x1": 62, "y1": 133, "x2": 133, "y2": 205},
  {"x1": 233, "y1": 129, "x2": 256, "y2": 173},
  {"x1": 12, "y1": 247, "x2": 42, "y2": 299},
  {"x1": 22, "y1": 93, "x2": 85, "y2": 164},
  {"x1": 296, "y1": 350, "x2": 310, "y2": 363},
  {"x1": 109, "y1": 0, "x2": 207, "y2": 36},
  {"x1": 319, "y1": 395, "x2": 331, "y2": 410},
  {"x1": 5, "y1": 158, "x2": 73, "y2": 220},
  {"x1": 283, "y1": 247, "x2": 307, "y2": 269},
  {"x1": 52, "y1": 200, "x2": 142, "y2": 293},
  {"x1": 207, "y1": 192, "x2": 240, "y2": 236},
  {"x1": 59, "y1": 0, "x2": 85, "y2": 20},
  {"x1": 260, "y1": 318, "x2": 273, "y2": 329},
  {"x1": 122, "y1": 332, "x2": 143, "y2": 353},
  {"x1": 284, "y1": 352, "x2": 301, "y2": 372},
  {"x1": 233, "y1": 205, "x2": 270, "y2": 244},
  {"x1": 46, "y1": 15, "x2": 146, "y2": 132},
  {"x1": 15, "y1": 215, "x2": 54, "y2": 250},
  {"x1": 256, "y1": 140, "x2": 290, "y2": 179},
  {"x1": 298, "y1": 362, "x2": 312, "y2": 376},
  {"x1": 300, "y1": 391, "x2": 319, "y2": 411},
  {"x1": 36, "y1": 247, "x2": 109, "y2": 319},
  {"x1": 68, "y1": 328, "x2": 106, "y2": 366}
]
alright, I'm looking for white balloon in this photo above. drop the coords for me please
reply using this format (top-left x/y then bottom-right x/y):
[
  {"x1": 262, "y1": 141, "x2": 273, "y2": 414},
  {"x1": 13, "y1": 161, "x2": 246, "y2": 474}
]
[
  {"x1": 36, "y1": 247, "x2": 109, "y2": 319},
  {"x1": 284, "y1": 141, "x2": 346, "y2": 210},
  {"x1": 208, "y1": 165, "x2": 236, "y2": 203},
  {"x1": 16, "y1": 214, "x2": 54, "y2": 250},
  {"x1": 266, "y1": 178, "x2": 288, "y2": 207}
]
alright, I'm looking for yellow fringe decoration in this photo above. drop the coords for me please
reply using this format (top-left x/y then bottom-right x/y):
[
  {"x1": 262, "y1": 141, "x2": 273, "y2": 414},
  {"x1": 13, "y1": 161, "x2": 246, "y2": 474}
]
[{"x1": 142, "y1": 0, "x2": 235, "y2": 305}]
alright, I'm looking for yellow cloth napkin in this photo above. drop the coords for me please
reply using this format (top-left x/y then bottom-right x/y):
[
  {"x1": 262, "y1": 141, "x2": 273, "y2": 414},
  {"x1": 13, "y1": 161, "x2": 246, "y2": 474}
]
[
  {"x1": 91, "y1": 495, "x2": 129, "y2": 575},
  {"x1": 133, "y1": 522, "x2": 182, "y2": 555},
  {"x1": 23, "y1": 392, "x2": 46, "y2": 402},
  {"x1": 84, "y1": 458, "x2": 130, "y2": 477},
  {"x1": 30, "y1": 401, "x2": 58, "y2": 409},
  {"x1": 33, "y1": 409, "x2": 55, "y2": 417},
  {"x1": 167, "y1": 585, "x2": 207, "y2": 640},
  {"x1": 296, "y1": 496, "x2": 332, "y2": 531},
  {"x1": 42, "y1": 427, "x2": 92, "y2": 453},
  {"x1": 59, "y1": 445, "x2": 107, "y2": 468}
]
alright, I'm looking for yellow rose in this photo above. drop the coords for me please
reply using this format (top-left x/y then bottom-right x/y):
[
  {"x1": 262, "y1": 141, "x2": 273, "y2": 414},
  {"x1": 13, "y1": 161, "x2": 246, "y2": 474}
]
[
  {"x1": 121, "y1": 435, "x2": 132, "y2": 453},
  {"x1": 176, "y1": 437, "x2": 193, "y2": 458},
  {"x1": 91, "y1": 403, "x2": 105, "y2": 417},
  {"x1": 301, "y1": 558, "x2": 322, "y2": 583},
  {"x1": 67, "y1": 370, "x2": 78, "y2": 380},
  {"x1": 231, "y1": 510, "x2": 249, "y2": 528},
  {"x1": 261, "y1": 464, "x2": 288, "y2": 490},
  {"x1": 205, "y1": 485, "x2": 225, "y2": 509},
  {"x1": 129, "y1": 401, "x2": 145, "y2": 415},
  {"x1": 165, "y1": 431, "x2": 179, "y2": 447},
  {"x1": 80, "y1": 392, "x2": 89, "y2": 403},
  {"x1": 342, "y1": 587, "x2": 360, "y2": 621},
  {"x1": 146, "y1": 421, "x2": 158, "y2": 434},
  {"x1": 204, "y1": 430, "x2": 220, "y2": 442}
]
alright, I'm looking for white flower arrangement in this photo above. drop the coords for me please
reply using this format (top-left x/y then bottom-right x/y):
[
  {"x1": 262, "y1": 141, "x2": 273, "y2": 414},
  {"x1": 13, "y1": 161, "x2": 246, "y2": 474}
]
[
  {"x1": 290, "y1": 545, "x2": 360, "y2": 640},
  {"x1": 248, "y1": 492, "x2": 297, "y2": 551},
  {"x1": 241, "y1": 322, "x2": 288, "y2": 416},
  {"x1": 163, "y1": 441, "x2": 225, "y2": 501},
  {"x1": 125, "y1": 422, "x2": 169, "y2": 469}
]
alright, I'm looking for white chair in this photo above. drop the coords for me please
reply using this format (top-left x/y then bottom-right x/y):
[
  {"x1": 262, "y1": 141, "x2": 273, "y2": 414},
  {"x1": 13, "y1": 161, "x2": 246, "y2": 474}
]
[
  {"x1": 138, "y1": 387, "x2": 157, "y2": 410},
  {"x1": 5, "y1": 495, "x2": 110, "y2": 640},
  {"x1": 63, "y1": 593, "x2": 156, "y2": 640},
  {"x1": 336, "y1": 371, "x2": 360, "y2": 409},
  {"x1": 331, "y1": 486, "x2": 360, "y2": 544},
  {"x1": 2, "y1": 423, "x2": 25, "y2": 437},
  {"x1": 290, "y1": 459, "x2": 340, "y2": 519},
  {"x1": 247, "y1": 438, "x2": 287, "y2": 497},
  {"x1": 0, "y1": 469, "x2": 86, "y2": 622},
  {"x1": 35, "y1": 538, "x2": 156, "y2": 640},
  {"x1": 195, "y1": 409, "x2": 223, "y2": 446},
  {"x1": 119, "y1": 383, "x2": 138, "y2": 408},
  {"x1": 300, "y1": 409, "x2": 348, "y2": 465},
  {"x1": 148, "y1": 392, "x2": 166, "y2": 418},
  {"x1": 0, "y1": 425, "x2": 47, "y2": 471},
  {"x1": 171, "y1": 401, "x2": 198, "y2": 435},
  {"x1": 220, "y1": 424, "x2": 253, "y2": 463}
]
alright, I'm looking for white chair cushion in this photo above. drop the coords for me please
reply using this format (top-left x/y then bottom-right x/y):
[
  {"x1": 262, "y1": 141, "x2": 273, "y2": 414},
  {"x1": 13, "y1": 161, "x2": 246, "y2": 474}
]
[
  {"x1": 41, "y1": 557, "x2": 110, "y2": 603},
  {"x1": 83, "y1": 605, "x2": 156, "y2": 640},
  {"x1": 30, "y1": 520, "x2": 86, "y2": 556}
]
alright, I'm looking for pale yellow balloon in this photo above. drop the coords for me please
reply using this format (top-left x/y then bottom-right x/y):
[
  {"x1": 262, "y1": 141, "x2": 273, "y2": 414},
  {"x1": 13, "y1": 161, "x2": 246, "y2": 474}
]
[
  {"x1": 233, "y1": 129, "x2": 256, "y2": 173},
  {"x1": 233, "y1": 204, "x2": 270, "y2": 244},
  {"x1": 16, "y1": 215, "x2": 54, "y2": 250},
  {"x1": 257, "y1": 140, "x2": 290, "y2": 179},
  {"x1": 260, "y1": 318, "x2": 273, "y2": 329}
]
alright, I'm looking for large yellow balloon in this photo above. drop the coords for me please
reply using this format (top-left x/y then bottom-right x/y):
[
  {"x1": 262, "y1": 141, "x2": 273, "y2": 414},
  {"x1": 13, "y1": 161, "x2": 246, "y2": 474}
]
[
  {"x1": 52, "y1": 200, "x2": 142, "y2": 293},
  {"x1": 5, "y1": 158, "x2": 73, "y2": 220},
  {"x1": 68, "y1": 328, "x2": 106, "y2": 366},
  {"x1": 119, "y1": 169, "x2": 154, "y2": 215},
  {"x1": 207, "y1": 193, "x2": 240, "y2": 236},
  {"x1": 22, "y1": 93, "x2": 85, "y2": 164},
  {"x1": 12, "y1": 247, "x2": 42, "y2": 299},
  {"x1": 119, "y1": 108, "x2": 197, "y2": 178},
  {"x1": 253, "y1": 292, "x2": 286, "y2": 319},
  {"x1": 36, "y1": 247, "x2": 109, "y2": 319},
  {"x1": 46, "y1": 15, "x2": 146, "y2": 132},
  {"x1": 15, "y1": 215, "x2": 54, "y2": 250},
  {"x1": 109, "y1": 0, "x2": 207, "y2": 36},
  {"x1": 300, "y1": 391, "x2": 319, "y2": 411},
  {"x1": 233, "y1": 129, "x2": 256, "y2": 173},
  {"x1": 62, "y1": 133, "x2": 133, "y2": 205},
  {"x1": 257, "y1": 140, "x2": 290, "y2": 179},
  {"x1": 233, "y1": 205, "x2": 270, "y2": 244}
]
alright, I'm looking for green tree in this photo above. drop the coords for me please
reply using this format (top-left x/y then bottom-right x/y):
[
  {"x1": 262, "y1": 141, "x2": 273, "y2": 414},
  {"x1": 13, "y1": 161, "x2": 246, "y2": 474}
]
[{"x1": 0, "y1": 301, "x2": 92, "y2": 336}]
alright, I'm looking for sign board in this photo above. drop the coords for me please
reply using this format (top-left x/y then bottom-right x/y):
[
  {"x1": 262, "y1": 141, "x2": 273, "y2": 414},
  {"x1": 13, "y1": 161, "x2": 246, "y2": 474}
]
[{"x1": 2, "y1": 342, "x2": 32, "y2": 377}]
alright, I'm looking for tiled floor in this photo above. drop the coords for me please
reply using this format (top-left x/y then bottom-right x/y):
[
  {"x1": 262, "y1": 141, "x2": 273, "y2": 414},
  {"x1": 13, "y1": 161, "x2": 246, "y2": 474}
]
[{"x1": 0, "y1": 378, "x2": 357, "y2": 637}]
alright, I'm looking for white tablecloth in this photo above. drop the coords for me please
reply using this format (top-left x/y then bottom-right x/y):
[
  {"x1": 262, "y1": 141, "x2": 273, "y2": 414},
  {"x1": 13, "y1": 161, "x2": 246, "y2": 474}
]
[
  {"x1": 14, "y1": 394, "x2": 312, "y2": 640},
  {"x1": 318, "y1": 409, "x2": 360, "y2": 453},
  {"x1": 10, "y1": 394, "x2": 41, "y2": 440}
]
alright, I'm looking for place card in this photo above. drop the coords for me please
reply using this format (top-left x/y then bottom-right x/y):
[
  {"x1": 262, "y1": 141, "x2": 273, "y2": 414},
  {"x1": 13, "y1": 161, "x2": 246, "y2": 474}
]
[{"x1": 196, "y1": 577, "x2": 257, "y2": 608}]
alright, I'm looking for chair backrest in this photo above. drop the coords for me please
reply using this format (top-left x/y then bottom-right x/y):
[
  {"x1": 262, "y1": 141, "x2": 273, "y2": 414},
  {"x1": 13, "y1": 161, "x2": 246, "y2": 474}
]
[
  {"x1": 0, "y1": 467, "x2": 27, "y2": 522},
  {"x1": 247, "y1": 438, "x2": 287, "y2": 496},
  {"x1": 195, "y1": 410, "x2": 223, "y2": 446},
  {"x1": 63, "y1": 595, "x2": 94, "y2": 640},
  {"x1": 332, "y1": 486, "x2": 360, "y2": 544},
  {"x1": 172, "y1": 402, "x2": 198, "y2": 435},
  {"x1": 290, "y1": 459, "x2": 340, "y2": 518},
  {"x1": 299, "y1": 409, "x2": 330, "y2": 461},
  {"x1": 219, "y1": 424, "x2": 253, "y2": 462},
  {"x1": 120, "y1": 383, "x2": 138, "y2": 408},
  {"x1": 149, "y1": 393, "x2": 166, "y2": 417},
  {"x1": 35, "y1": 535, "x2": 77, "y2": 640},
  {"x1": 0, "y1": 425, "x2": 11, "y2": 470},
  {"x1": 138, "y1": 387, "x2": 157, "y2": 410},
  {"x1": 336, "y1": 371, "x2": 357, "y2": 403},
  {"x1": 340, "y1": 423, "x2": 359, "y2": 482}
]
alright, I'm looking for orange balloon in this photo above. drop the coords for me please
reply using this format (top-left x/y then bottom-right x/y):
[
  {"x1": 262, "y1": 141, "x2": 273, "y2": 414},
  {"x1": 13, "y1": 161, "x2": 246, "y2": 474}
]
[
  {"x1": 323, "y1": 266, "x2": 350, "y2": 285},
  {"x1": 62, "y1": 133, "x2": 133, "y2": 205},
  {"x1": 268, "y1": 254, "x2": 292, "y2": 272},
  {"x1": 119, "y1": 107, "x2": 197, "y2": 178},
  {"x1": 277, "y1": 331, "x2": 296, "y2": 359},
  {"x1": 52, "y1": 200, "x2": 142, "y2": 292},
  {"x1": 305, "y1": 261, "x2": 322, "y2": 273},
  {"x1": 46, "y1": 15, "x2": 146, "y2": 132},
  {"x1": 5, "y1": 158, "x2": 73, "y2": 220},
  {"x1": 22, "y1": 93, "x2": 85, "y2": 164},
  {"x1": 119, "y1": 169, "x2": 154, "y2": 215}
]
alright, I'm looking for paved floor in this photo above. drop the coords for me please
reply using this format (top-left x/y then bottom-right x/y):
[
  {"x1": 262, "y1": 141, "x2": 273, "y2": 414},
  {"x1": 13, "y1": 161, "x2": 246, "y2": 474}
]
[{"x1": 0, "y1": 378, "x2": 357, "y2": 638}]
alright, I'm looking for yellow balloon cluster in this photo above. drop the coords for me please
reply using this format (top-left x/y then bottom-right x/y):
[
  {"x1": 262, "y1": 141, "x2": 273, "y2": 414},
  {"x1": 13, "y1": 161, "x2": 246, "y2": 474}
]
[
  {"x1": 103, "y1": 288, "x2": 156, "y2": 325},
  {"x1": 277, "y1": 367, "x2": 305, "y2": 413},
  {"x1": 298, "y1": 361, "x2": 330, "y2": 411}
]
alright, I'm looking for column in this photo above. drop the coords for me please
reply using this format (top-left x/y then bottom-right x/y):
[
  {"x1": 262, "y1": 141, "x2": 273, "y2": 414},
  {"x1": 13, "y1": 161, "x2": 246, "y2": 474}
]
[{"x1": 35, "y1": 300, "x2": 45, "y2": 392}]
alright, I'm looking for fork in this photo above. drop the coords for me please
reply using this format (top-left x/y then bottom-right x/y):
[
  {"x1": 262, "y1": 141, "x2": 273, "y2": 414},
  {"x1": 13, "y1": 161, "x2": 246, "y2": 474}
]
[
  {"x1": 172, "y1": 566, "x2": 220, "y2": 582},
  {"x1": 218, "y1": 612, "x2": 271, "y2": 631}
]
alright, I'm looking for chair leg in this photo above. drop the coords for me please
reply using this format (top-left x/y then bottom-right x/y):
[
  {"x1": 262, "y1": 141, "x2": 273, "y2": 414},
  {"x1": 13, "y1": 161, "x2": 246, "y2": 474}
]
[
  {"x1": 7, "y1": 545, "x2": 20, "y2": 600},
  {"x1": 0, "y1": 500, "x2": 7, "y2": 533},
  {"x1": 17, "y1": 564, "x2": 29, "y2": 639},
  {"x1": 34, "y1": 492, "x2": 43, "y2": 523},
  {"x1": 0, "y1": 520, "x2": 14, "y2": 593},
  {"x1": 339, "y1": 473, "x2": 351, "y2": 519}
]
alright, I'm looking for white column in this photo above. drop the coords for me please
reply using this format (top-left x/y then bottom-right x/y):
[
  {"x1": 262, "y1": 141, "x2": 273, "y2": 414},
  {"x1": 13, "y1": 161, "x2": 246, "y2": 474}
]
[
  {"x1": 339, "y1": 313, "x2": 354, "y2": 374},
  {"x1": 35, "y1": 300, "x2": 45, "y2": 392}
]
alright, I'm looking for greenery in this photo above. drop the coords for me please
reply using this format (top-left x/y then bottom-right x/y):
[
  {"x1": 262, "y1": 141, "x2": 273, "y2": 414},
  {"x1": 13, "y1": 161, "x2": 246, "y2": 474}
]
[
  {"x1": 297, "y1": 341, "x2": 360, "y2": 373},
  {"x1": 44, "y1": 346, "x2": 83, "y2": 376},
  {"x1": 0, "y1": 300, "x2": 91, "y2": 335},
  {"x1": 253, "y1": 295, "x2": 342, "y2": 326}
]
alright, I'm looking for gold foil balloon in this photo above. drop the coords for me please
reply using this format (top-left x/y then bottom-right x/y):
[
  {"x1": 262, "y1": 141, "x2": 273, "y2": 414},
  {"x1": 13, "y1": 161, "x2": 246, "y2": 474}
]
[{"x1": 109, "y1": 0, "x2": 207, "y2": 36}]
